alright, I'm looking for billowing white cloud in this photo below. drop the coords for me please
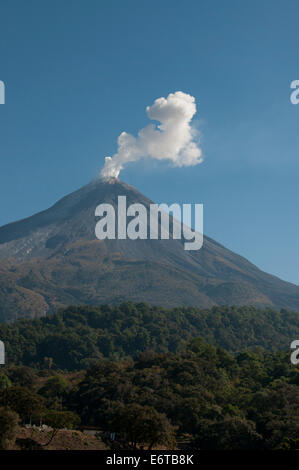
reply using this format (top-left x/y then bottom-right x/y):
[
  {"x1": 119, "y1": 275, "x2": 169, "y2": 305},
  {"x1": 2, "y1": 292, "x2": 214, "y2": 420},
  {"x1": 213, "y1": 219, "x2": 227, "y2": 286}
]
[{"x1": 100, "y1": 91, "x2": 203, "y2": 178}]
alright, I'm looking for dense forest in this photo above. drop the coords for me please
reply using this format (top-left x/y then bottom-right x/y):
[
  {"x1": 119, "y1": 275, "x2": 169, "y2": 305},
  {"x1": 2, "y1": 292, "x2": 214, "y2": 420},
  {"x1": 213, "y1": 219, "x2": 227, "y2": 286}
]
[
  {"x1": 0, "y1": 337, "x2": 298, "y2": 450},
  {"x1": 0, "y1": 302, "x2": 298, "y2": 450},
  {"x1": 0, "y1": 302, "x2": 298, "y2": 370}
]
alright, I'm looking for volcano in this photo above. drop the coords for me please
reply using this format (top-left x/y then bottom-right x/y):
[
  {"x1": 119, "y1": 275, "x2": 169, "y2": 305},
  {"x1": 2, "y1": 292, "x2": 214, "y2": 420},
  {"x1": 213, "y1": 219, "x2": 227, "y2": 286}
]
[{"x1": 0, "y1": 178, "x2": 298, "y2": 322}]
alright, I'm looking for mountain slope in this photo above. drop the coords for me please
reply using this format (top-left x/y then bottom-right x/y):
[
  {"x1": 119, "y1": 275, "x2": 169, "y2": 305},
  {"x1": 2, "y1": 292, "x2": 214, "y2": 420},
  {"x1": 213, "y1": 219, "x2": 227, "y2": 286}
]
[{"x1": 0, "y1": 178, "x2": 298, "y2": 322}]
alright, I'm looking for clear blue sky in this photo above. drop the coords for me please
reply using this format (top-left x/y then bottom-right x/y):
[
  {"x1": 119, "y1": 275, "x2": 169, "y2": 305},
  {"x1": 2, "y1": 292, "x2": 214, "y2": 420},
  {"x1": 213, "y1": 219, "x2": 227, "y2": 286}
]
[{"x1": 0, "y1": 0, "x2": 299, "y2": 284}]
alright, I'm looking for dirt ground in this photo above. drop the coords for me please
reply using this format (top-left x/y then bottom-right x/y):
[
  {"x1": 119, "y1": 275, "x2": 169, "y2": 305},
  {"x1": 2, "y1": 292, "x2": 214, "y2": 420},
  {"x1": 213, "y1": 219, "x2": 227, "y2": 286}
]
[{"x1": 14, "y1": 427, "x2": 109, "y2": 450}]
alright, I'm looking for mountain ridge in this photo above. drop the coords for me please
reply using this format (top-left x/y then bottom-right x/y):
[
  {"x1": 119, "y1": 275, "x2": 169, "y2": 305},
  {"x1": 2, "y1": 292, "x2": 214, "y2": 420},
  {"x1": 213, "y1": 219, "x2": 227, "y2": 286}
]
[{"x1": 0, "y1": 177, "x2": 298, "y2": 322}]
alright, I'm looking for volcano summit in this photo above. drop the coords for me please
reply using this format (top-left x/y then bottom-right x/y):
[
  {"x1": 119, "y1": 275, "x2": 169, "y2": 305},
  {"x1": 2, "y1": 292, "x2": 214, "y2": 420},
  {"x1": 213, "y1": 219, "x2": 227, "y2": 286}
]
[{"x1": 0, "y1": 178, "x2": 298, "y2": 322}]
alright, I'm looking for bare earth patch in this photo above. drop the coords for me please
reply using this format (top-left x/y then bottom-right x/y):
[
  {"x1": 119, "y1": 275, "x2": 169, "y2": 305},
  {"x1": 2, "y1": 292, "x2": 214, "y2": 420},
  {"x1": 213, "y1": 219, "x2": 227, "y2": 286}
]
[{"x1": 14, "y1": 427, "x2": 108, "y2": 450}]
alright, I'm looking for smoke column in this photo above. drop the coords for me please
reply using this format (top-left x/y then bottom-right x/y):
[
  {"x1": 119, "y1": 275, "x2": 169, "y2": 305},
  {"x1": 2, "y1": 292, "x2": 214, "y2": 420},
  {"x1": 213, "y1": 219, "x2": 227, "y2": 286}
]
[{"x1": 100, "y1": 91, "x2": 203, "y2": 178}]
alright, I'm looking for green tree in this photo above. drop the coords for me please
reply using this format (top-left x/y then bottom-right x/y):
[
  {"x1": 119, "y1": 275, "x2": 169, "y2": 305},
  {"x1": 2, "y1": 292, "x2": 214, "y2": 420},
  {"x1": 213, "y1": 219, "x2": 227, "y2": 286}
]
[
  {"x1": 0, "y1": 374, "x2": 11, "y2": 390},
  {"x1": 0, "y1": 386, "x2": 45, "y2": 424},
  {"x1": 9, "y1": 366, "x2": 36, "y2": 387},
  {"x1": 192, "y1": 417, "x2": 263, "y2": 450},
  {"x1": 39, "y1": 375, "x2": 69, "y2": 409},
  {"x1": 0, "y1": 407, "x2": 19, "y2": 449},
  {"x1": 108, "y1": 404, "x2": 176, "y2": 450},
  {"x1": 42, "y1": 410, "x2": 80, "y2": 446}
]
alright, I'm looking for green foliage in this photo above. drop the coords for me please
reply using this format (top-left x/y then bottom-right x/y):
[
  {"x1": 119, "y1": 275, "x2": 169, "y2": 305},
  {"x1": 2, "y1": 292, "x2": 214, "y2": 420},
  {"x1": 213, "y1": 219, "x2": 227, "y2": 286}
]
[
  {"x1": 39, "y1": 375, "x2": 70, "y2": 410},
  {"x1": 191, "y1": 417, "x2": 263, "y2": 450},
  {"x1": 71, "y1": 338, "x2": 299, "y2": 449},
  {"x1": 8, "y1": 366, "x2": 36, "y2": 387},
  {"x1": 277, "y1": 437, "x2": 299, "y2": 450},
  {"x1": 43, "y1": 410, "x2": 80, "y2": 430},
  {"x1": 107, "y1": 403, "x2": 176, "y2": 449},
  {"x1": 0, "y1": 407, "x2": 19, "y2": 449},
  {"x1": 0, "y1": 302, "x2": 298, "y2": 370},
  {"x1": 0, "y1": 336, "x2": 298, "y2": 449},
  {"x1": 41, "y1": 410, "x2": 80, "y2": 447},
  {"x1": 0, "y1": 373, "x2": 12, "y2": 390},
  {"x1": 0, "y1": 386, "x2": 45, "y2": 423},
  {"x1": 0, "y1": 302, "x2": 298, "y2": 450},
  {"x1": 39, "y1": 375, "x2": 69, "y2": 399}
]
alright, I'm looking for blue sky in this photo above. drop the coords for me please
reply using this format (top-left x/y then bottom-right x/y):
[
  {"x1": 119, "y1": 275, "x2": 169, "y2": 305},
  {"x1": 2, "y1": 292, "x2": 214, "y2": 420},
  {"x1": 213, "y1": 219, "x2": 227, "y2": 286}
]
[{"x1": 0, "y1": 0, "x2": 299, "y2": 284}]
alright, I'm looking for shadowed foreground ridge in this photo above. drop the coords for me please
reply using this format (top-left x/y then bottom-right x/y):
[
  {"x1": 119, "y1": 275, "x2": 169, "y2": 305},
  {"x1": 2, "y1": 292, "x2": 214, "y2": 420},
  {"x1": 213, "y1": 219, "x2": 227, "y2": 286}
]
[{"x1": 0, "y1": 178, "x2": 299, "y2": 322}]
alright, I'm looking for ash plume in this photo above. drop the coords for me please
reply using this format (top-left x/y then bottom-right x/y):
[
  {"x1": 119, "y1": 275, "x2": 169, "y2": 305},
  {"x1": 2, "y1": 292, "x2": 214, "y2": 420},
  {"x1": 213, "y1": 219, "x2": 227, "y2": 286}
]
[{"x1": 100, "y1": 91, "x2": 203, "y2": 178}]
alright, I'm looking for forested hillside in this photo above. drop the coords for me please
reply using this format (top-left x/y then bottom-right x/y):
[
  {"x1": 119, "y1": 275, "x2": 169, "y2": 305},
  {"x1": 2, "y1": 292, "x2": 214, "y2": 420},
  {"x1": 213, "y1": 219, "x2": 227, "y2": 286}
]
[
  {"x1": 0, "y1": 302, "x2": 298, "y2": 370},
  {"x1": 0, "y1": 337, "x2": 298, "y2": 450}
]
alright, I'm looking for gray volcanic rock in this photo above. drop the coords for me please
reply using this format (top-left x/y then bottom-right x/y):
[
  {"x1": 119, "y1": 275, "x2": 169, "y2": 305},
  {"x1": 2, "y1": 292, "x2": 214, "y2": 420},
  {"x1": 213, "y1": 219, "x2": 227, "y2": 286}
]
[{"x1": 0, "y1": 177, "x2": 298, "y2": 322}]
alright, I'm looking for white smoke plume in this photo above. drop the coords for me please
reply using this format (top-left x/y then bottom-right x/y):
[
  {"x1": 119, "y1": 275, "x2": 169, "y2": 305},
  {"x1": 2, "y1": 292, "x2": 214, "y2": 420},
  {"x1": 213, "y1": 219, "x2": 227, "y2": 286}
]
[{"x1": 100, "y1": 91, "x2": 203, "y2": 178}]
